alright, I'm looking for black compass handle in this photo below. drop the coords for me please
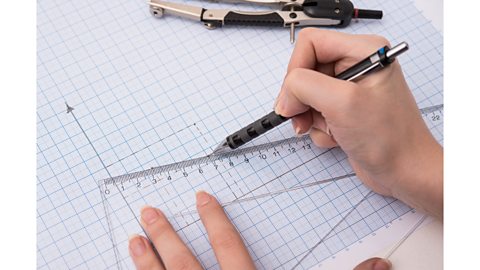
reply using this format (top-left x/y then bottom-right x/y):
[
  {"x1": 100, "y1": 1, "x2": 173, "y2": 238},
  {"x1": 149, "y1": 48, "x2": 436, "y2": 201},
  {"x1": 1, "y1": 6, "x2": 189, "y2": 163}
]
[{"x1": 223, "y1": 11, "x2": 285, "y2": 27}]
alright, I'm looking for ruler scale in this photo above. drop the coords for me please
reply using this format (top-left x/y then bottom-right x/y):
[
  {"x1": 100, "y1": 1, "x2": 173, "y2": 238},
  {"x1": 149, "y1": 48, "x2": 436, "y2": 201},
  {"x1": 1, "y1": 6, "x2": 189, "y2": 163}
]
[
  {"x1": 95, "y1": 104, "x2": 442, "y2": 269},
  {"x1": 101, "y1": 135, "x2": 311, "y2": 185}
]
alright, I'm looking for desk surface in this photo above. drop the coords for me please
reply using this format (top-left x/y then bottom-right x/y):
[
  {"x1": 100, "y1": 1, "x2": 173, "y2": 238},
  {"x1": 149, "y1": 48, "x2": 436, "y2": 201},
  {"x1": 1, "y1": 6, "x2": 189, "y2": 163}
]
[
  {"x1": 386, "y1": 218, "x2": 443, "y2": 270},
  {"x1": 414, "y1": 0, "x2": 443, "y2": 32}
]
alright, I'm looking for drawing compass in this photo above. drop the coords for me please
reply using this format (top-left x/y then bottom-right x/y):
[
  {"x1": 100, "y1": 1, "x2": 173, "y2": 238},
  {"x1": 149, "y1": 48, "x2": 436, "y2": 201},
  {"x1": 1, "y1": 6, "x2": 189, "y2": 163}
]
[{"x1": 149, "y1": 0, "x2": 383, "y2": 43}]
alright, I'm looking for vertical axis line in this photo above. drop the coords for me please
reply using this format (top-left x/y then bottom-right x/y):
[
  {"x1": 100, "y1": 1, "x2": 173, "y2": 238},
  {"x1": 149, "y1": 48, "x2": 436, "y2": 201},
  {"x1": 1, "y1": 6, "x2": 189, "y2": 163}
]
[{"x1": 66, "y1": 103, "x2": 156, "y2": 268}]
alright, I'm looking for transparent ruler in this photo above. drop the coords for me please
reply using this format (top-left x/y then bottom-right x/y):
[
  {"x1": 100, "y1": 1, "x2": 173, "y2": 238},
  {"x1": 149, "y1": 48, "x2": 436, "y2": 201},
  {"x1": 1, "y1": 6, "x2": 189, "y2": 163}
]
[{"x1": 97, "y1": 104, "x2": 443, "y2": 269}]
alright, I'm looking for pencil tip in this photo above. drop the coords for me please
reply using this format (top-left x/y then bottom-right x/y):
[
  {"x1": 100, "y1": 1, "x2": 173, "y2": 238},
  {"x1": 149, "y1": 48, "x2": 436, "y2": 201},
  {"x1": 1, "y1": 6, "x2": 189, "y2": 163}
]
[{"x1": 211, "y1": 140, "x2": 230, "y2": 155}]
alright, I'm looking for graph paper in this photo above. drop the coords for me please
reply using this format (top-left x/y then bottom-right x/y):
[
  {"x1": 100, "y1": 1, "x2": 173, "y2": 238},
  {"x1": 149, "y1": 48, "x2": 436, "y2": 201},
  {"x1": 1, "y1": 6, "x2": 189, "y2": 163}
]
[{"x1": 37, "y1": 0, "x2": 443, "y2": 269}]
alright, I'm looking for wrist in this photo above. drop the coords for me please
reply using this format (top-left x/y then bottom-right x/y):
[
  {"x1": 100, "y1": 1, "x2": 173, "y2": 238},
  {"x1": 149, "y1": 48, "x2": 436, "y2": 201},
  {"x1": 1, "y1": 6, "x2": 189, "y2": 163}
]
[{"x1": 391, "y1": 133, "x2": 443, "y2": 219}]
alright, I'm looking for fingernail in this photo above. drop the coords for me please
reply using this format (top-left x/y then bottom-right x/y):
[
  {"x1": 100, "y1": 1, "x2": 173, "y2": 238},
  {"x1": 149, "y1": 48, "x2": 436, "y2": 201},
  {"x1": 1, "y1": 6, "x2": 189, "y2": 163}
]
[
  {"x1": 292, "y1": 118, "x2": 302, "y2": 136},
  {"x1": 274, "y1": 88, "x2": 284, "y2": 110},
  {"x1": 275, "y1": 96, "x2": 287, "y2": 115},
  {"x1": 275, "y1": 88, "x2": 288, "y2": 115},
  {"x1": 196, "y1": 190, "x2": 211, "y2": 207},
  {"x1": 141, "y1": 206, "x2": 159, "y2": 225},
  {"x1": 373, "y1": 259, "x2": 392, "y2": 270},
  {"x1": 295, "y1": 127, "x2": 302, "y2": 136},
  {"x1": 129, "y1": 234, "x2": 146, "y2": 257},
  {"x1": 274, "y1": 93, "x2": 281, "y2": 109}
]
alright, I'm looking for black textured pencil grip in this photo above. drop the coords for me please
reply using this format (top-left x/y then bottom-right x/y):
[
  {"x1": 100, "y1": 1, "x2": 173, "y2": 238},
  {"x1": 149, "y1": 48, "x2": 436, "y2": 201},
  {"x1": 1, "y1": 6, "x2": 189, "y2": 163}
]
[{"x1": 225, "y1": 111, "x2": 288, "y2": 149}]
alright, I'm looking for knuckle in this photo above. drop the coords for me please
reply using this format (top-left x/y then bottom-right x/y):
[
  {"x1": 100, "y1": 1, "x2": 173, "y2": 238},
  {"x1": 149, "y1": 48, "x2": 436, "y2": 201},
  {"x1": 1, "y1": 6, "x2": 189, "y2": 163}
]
[
  {"x1": 286, "y1": 68, "x2": 304, "y2": 86},
  {"x1": 148, "y1": 218, "x2": 171, "y2": 239},
  {"x1": 168, "y1": 254, "x2": 198, "y2": 270},
  {"x1": 369, "y1": 34, "x2": 391, "y2": 47},
  {"x1": 209, "y1": 228, "x2": 242, "y2": 251}
]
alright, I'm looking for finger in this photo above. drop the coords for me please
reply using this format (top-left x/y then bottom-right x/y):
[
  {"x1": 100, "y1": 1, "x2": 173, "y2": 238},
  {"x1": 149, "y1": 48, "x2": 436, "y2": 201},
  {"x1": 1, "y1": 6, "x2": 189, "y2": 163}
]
[
  {"x1": 129, "y1": 234, "x2": 165, "y2": 270},
  {"x1": 353, "y1": 257, "x2": 392, "y2": 270},
  {"x1": 292, "y1": 110, "x2": 313, "y2": 135},
  {"x1": 196, "y1": 191, "x2": 255, "y2": 270},
  {"x1": 275, "y1": 61, "x2": 335, "y2": 110},
  {"x1": 140, "y1": 206, "x2": 202, "y2": 270},
  {"x1": 310, "y1": 128, "x2": 337, "y2": 148},
  {"x1": 276, "y1": 68, "x2": 357, "y2": 118},
  {"x1": 288, "y1": 28, "x2": 354, "y2": 72}
]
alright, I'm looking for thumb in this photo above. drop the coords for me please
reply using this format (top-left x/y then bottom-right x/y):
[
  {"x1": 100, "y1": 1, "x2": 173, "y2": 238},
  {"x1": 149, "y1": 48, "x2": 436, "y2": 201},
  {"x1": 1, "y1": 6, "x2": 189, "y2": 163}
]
[
  {"x1": 353, "y1": 257, "x2": 392, "y2": 270},
  {"x1": 275, "y1": 68, "x2": 356, "y2": 118}
]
